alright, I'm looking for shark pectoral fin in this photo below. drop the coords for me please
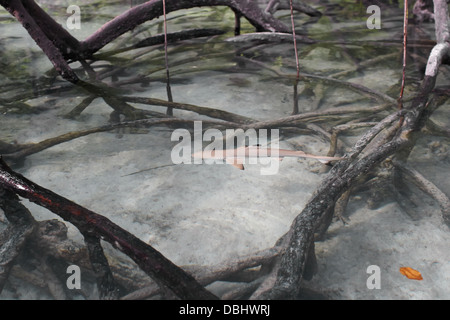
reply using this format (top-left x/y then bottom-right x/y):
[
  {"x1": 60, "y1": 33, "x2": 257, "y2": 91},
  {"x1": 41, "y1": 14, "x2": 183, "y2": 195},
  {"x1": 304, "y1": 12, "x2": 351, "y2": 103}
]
[
  {"x1": 235, "y1": 163, "x2": 245, "y2": 170},
  {"x1": 226, "y1": 158, "x2": 245, "y2": 170}
]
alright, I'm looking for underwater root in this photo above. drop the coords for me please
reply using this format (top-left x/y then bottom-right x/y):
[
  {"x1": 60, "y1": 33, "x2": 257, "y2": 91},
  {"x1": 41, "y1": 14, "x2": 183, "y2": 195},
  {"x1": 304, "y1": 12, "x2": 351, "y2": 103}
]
[{"x1": 0, "y1": 0, "x2": 449, "y2": 300}]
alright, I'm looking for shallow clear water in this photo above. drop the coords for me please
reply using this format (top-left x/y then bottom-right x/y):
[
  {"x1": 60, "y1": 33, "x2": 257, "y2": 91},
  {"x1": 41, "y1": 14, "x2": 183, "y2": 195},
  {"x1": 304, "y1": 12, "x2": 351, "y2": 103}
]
[{"x1": 0, "y1": 1, "x2": 449, "y2": 300}]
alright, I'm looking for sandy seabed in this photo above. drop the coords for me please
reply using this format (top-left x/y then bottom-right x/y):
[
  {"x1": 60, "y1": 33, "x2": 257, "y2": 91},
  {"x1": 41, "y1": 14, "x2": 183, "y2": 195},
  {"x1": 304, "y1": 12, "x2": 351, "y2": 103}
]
[{"x1": 9, "y1": 94, "x2": 450, "y2": 299}]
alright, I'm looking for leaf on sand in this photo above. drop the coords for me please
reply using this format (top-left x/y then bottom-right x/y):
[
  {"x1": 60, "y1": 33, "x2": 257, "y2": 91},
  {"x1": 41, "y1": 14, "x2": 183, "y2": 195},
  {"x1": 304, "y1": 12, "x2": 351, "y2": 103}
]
[{"x1": 399, "y1": 267, "x2": 423, "y2": 280}]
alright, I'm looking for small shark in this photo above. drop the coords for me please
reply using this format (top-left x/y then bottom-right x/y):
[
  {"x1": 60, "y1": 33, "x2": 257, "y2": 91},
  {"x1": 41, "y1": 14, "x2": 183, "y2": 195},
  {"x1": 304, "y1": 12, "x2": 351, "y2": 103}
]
[{"x1": 191, "y1": 145, "x2": 344, "y2": 170}]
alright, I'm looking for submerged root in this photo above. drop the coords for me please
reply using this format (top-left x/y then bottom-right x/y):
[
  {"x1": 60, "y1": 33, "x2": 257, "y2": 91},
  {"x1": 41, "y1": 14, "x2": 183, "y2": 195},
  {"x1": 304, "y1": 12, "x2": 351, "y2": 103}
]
[{"x1": 0, "y1": 0, "x2": 449, "y2": 300}]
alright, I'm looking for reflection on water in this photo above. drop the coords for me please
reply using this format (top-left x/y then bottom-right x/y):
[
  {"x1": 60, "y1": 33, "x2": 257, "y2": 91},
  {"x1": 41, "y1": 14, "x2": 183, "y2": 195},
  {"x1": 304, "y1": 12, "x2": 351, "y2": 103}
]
[{"x1": 0, "y1": 1, "x2": 449, "y2": 299}]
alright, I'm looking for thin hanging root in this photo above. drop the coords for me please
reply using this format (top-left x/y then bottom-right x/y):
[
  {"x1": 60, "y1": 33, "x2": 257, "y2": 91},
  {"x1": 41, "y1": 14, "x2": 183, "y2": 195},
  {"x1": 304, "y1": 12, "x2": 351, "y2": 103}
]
[
  {"x1": 162, "y1": 0, "x2": 173, "y2": 116},
  {"x1": 394, "y1": 161, "x2": 450, "y2": 226},
  {"x1": 397, "y1": 0, "x2": 408, "y2": 110},
  {"x1": 289, "y1": 0, "x2": 301, "y2": 115}
]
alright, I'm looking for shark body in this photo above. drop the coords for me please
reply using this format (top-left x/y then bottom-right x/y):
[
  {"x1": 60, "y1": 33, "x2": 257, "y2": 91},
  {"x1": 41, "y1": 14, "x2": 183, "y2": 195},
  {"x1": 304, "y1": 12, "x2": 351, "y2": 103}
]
[{"x1": 192, "y1": 145, "x2": 344, "y2": 170}]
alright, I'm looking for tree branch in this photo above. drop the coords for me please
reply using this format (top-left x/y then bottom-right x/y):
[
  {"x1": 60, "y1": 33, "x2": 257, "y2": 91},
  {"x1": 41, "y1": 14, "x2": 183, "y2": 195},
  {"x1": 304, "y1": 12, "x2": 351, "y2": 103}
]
[
  {"x1": 0, "y1": 158, "x2": 218, "y2": 300},
  {"x1": 80, "y1": 0, "x2": 291, "y2": 57},
  {"x1": 251, "y1": 22, "x2": 448, "y2": 295},
  {"x1": 0, "y1": 0, "x2": 79, "y2": 83}
]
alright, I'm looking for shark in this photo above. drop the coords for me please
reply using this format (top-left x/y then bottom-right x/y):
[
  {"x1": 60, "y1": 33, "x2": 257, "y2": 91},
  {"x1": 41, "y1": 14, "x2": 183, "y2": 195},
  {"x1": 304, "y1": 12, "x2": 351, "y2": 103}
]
[{"x1": 191, "y1": 145, "x2": 345, "y2": 170}]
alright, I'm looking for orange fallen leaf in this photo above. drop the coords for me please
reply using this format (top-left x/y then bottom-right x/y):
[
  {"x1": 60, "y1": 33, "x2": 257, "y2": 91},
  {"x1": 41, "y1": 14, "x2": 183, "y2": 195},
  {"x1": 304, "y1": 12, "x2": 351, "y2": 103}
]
[{"x1": 399, "y1": 267, "x2": 423, "y2": 280}]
